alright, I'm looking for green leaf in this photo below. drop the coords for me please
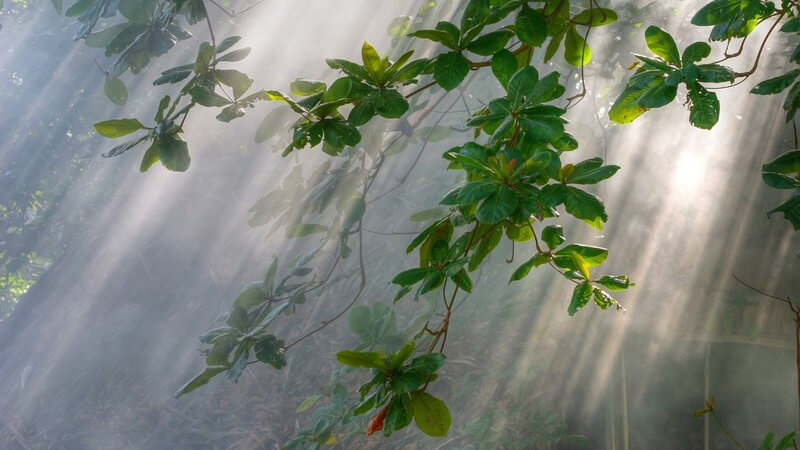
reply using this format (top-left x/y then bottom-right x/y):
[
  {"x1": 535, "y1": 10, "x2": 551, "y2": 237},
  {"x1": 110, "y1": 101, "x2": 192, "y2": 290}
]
[
  {"x1": 175, "y1": 366, "x2": 226, "y2": 398},
  {"x1": 411, "y1": 208, "x2": 446, "y2": 222},
  {"x1": 361, "y1": 41, "x2": 385, "y2": 82},
  {"x1": 157, "y1": 135, "x2": 191, "y2": 172},
  {"x1": 409, "y1": 353, "x2": 445, "y2": 375},
  {"x1": 767, "y1": 193, "x2": 800, "y2": 229},
  {"x1": 509, "y1": 255, "x2": 545, "y2": 282},
  {"x1": 609, "y1": 72, "x2": 664, "y2": 123},
  {"x1": 390, "y1": 371, "x2": 424, "y2": 394},
  {"x1": 234, "y1": 286, "x2": 269, "y2": 310},
  {"x1": 563, "y1": 186, "x2": 608, "y2": 229},
  {"x1": 469, "y1": 226, "x2": 502, "y2": 271},
  {"x1": 94, "y1": 118, "x2": 145, "y2": 138},
  {"x1": 593, "y1": 288, "x2": 617, "y2": 309},
  {"x1": 384, "y1": 394, "x2": 414, "y2": 435},
  {"x1": 525, "y1": 71, "x2": 561, "y2": 107},
  {"x1": 775, "y1": 431, "x2": 798, "y2": 450},
  {"x1": 254, "y1": 335, "x2": 287, "y2": 369},
  {"x1": 354, "y1": 392, "x2": 377, "y2": 416},
  {"x1": 226, "y1": 347, "x2": 249, "y2": 382},
  {"x1": 434, "y1": 52, "x2": 470, "y2": 91},
  {"x1": 296, "y1": 395, "x2": 322, "y2": 413},
  {"x1": 682, "y1": 42, "x2": 712, "y2": 65},
  {"x1": 752, "y1": 70, "x2": 800, "y2": 95},
  {"x1": 457, "y1": 179, "x2": 497, "y2": 205},
  {"x1": 566, "y1": 158, "x2": 620, "y2": 184},
  {"x1": 764, "y1": 150, "x2": 800, "y2": 174},
  {"x1": 572, "y1": 8, "x2": 618, "y2": 26},
  {"x1": 392, "y1": 268, "x2": 433, "y2": 286},
  {"x1": 596, "y1": 275, "x2": 634, "y2": 291},
  {"x1": 139, "y1": 141, "x2": 159, "y2": 172},
  {"x1": 518, "y1": 106, "x2": 565, "y2": 141},
  {"x1": 541, "y1": 224, "x2": 565, "y2": 249},
  {"x1": 507, "y1": 66, "x2": 538, "y2": 106},
  {"x1": 103, "y1": 135, "x2": 149, "y2": 158},
  {"x1": 103, "y1": 77, "x2": 128, "y2": 106},
  {"x1": 568, "y1": 281, "x2": 593, "y2": 316},
  {"x1": 287, "y1": 223, "x2": 329, "y2": 237},
  {"x1": 408, "y1": 29, "x2": 459, "y2": 50},
  {"x1": 84, "y1": 23, "x2": 129, "y2": 48},
  {"x1": 418, "y1": 271, "x2": 445, "y2": 296},
  {"x1": 491, "y1": 49, "x2": 518, "y2": 89},
  {"x1": 637, "y1": 79, "x2": 678, "y2": 109},
  {"x1": 263, "y1": 256, "x2": 278, "y2": 292},
  {"x1": 451, "y1": 269, "x2": 473, "y2": 292},
  {"x1": 477, "y1": 186, "x2": 518, "y2": 224},
  {"x1": 763, "y1": 173, "x2": 800, "y2": 189},
  {"x1": 394, "y1": 286, "x2": 412, "y2": 303},
  {"x1": 460, "y1": 0, "x2": 490, "y2": 32},
  {"x1": 644, "y1": 26, "x2": 681, "y2": 67},
  {"x1": 410, "y1": 392, "x2": 452, "y2": 437},
  {"x1": 188, "y1": 85, "x2": 231, "y2": 107},
  {"x1": 696, "y1": 64, "x2": 735, "y2": 83},
  {"x1": 373, "y1": 88, "x2": 409, "y2": 118},
  {"x1": 687, "y1": 83, "x2": 720, "y2": 130},
  {"x1": 327, "y1": 58, "x2": 371, "y2": 81},
  {"x1": 391, "y1": 59, "x2": 428, "y2": 84},
  {"x1": 216, "y1": 69, "x2": 253, "y2": 99},
  {"x1": 195, "y1": 41, "x2": 215, "y2": 74},
  {"x1": 388, "y1": 15, "x2": 412, "y2": 37},
  {"x1": 515, "y1": 6, "x2": 548, "y2": 48},
  {"x1": 216, "y1": 47, "x2": 251, "y2": 63},
  {"x1": 692, "y1": 0, "x2": 739, "y2": 26},
  {"x1": 322, "y1": 118, "x2": 361, "y2": 149},
  {"x1": 465, "y1": 30, "x2": 513, "y2": 56},
  {"x1": 215, "y1": 36, "x2": 241, "y2": 54},
  {"x1": 391, "y1": 341, "x2": 416, "y2": 369},
  {"x1": 564, "y1": 25, "x2": 591, "y2": 67},
  {"x1": 555, "y1": 244, "x2": 608, "y2": 267},
  {"x1": 336, "y1": 350, "x2": 387, "y2": 369}
]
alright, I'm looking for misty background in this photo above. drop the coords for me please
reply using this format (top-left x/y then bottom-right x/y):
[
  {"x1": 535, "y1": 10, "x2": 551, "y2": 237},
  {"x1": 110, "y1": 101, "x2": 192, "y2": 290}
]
[{"x1": 1, "y1": 0, "x2": 799, "y2": 448}]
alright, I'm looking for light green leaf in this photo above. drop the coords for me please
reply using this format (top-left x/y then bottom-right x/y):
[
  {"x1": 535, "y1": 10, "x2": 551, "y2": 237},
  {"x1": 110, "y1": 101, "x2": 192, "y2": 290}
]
[
  {"x1": 94, "y1": 118, "x2": 145, "y2": 138},
  {"x1": 644, "y1": 26, "x2": 681, "y2": 67}
]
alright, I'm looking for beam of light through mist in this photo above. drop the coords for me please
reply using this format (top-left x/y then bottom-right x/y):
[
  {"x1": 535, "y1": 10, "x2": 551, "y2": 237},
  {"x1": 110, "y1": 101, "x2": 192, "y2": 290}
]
[{"x1": 0, "y1": 0, "x2": 799, "y2": 448}]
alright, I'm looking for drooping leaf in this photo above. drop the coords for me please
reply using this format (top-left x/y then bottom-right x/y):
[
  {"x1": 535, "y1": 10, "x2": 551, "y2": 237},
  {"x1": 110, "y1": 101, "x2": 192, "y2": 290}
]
[{"x1": 410, "y1": 392, "x2": 452, "y2": 437}]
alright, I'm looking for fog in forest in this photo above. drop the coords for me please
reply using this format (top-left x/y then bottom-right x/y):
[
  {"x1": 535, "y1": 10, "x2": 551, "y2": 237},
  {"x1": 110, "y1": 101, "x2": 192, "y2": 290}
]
[{"x1": 1, "y1": 0, "x2": 799, "y2": 448}]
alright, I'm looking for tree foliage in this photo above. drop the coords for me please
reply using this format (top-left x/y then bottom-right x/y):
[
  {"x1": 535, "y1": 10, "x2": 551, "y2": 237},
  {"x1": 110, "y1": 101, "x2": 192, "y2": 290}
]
[{"x1": 43, "y1": 0, "x2": 800, "y2": 445}]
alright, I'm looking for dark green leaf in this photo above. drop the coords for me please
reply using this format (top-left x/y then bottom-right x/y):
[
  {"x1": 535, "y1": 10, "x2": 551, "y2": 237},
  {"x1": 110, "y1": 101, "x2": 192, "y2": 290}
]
[
  {"x1": 541, "y1": 224, "x2": 565, "y2": 249},
  {"x1": 392, "y1": 268, "x2": 433, "y2": 286},
  {"x1": 568, "y1": 281, "x2": 593, "y2": 316},
  {"x1": 752, "y1": 70, "x2": 800, "y2": 95},
  {"x1": 491, "y1": 48, "x2": 518, "y2": 89},
  {"x1": 688, "y1": 83, "x2": 720, "y2": 129},
  {"x1": 515, "y1": 6, "x2": 548, "y2": 47},
  {"x1": 477, "y1": 186, "x2": 518, "y2": 224},
  {"x1": 434, "y1": 51, "x2": 470, "y2": 91}
]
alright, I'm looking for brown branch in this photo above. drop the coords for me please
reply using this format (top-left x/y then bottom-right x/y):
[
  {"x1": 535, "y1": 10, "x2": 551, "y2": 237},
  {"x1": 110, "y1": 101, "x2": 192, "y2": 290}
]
[{"x1": 732, "y1": 273, "x2": 793, "y2": 307}]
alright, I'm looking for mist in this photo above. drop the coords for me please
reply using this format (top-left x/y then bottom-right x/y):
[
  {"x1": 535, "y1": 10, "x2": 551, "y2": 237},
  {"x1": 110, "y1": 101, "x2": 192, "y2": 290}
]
[{"x1": 1, "y1": 0, "x2": 799, "y2": 448}]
